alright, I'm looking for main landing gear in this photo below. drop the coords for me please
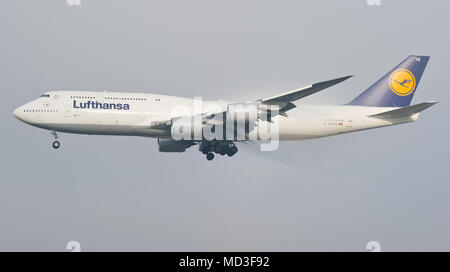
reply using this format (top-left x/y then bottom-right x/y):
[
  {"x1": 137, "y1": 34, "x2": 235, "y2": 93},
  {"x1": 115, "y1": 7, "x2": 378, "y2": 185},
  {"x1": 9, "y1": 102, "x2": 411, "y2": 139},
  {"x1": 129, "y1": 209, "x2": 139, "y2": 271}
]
[
  {"x1": 206, "y1": 152, "x2": 215, "y2": 161},
  {"x1": 199, "y1": 141, "x2": 238, "y2": 161},
  {"x1": 51, "y1": 130, "x2": 61, "y2": 149}
]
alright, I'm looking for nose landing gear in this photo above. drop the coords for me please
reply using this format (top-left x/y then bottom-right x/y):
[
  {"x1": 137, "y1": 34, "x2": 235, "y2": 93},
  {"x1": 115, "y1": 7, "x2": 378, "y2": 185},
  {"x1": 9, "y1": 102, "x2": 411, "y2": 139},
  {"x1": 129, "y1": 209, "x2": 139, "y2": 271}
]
[
  {"x1": 52, "y1": 141, "x2": 61, "y2": 149},
  {"x1": 51, "y1": 130, "x2": 60, "y2": 149}
]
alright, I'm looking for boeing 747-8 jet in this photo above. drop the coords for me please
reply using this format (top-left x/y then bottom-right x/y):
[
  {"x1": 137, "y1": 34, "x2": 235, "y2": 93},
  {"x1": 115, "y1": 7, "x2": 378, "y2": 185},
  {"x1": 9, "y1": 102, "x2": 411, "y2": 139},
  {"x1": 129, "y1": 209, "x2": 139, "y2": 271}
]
[{"x1": 14, "y1": 56, "x2": 436, "y2": 160}]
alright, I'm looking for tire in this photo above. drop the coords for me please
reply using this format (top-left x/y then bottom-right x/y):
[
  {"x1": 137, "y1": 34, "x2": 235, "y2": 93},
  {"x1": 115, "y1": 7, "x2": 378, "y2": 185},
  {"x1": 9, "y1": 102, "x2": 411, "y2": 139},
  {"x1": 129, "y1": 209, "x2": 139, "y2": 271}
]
[
  {"x1": 52, "y1": 141, "x2": 60, "y2": 149},
  {"x1": 227, "y1": 145, "x2": 238, "y2": 157},
  {"x1": 219, "y1": 146, "x2": 227, "y2": 156},
  {"x1": 206, "y1": 152, "x2": 214, "y2": 161}
]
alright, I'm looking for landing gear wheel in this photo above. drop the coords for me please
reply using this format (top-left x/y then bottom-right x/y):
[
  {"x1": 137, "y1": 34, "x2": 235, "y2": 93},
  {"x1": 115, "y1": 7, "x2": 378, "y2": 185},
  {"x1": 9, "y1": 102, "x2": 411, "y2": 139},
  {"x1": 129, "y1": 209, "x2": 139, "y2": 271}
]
[
  {"x1": 227, "y1": 145, "x2": 238, "y2": 157},
  {"x1": 50, "y1": 130, "x2": 60, "y2": 149},
  {"x1": 206, "y1": 152, "x2": 214, "y2": 161},
  {"x1": 52, "y1": 141, "x2": 60, "y2": 149}
]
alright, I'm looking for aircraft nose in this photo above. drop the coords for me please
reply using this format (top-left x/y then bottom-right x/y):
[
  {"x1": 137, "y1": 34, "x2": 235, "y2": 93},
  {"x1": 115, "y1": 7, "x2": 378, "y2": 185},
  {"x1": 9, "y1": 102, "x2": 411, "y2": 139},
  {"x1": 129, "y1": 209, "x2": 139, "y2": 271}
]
[{"x1": 13, "y1": 106, "x2": 25, "y2": 121}]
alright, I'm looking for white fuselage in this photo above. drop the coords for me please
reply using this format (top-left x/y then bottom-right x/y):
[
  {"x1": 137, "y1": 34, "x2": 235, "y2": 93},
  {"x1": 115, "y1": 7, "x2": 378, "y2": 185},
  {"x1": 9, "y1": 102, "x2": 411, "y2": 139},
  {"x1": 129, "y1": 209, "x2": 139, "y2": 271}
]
[{"x1": 13, "y1": 91, "x2": 419, "y2": 140}]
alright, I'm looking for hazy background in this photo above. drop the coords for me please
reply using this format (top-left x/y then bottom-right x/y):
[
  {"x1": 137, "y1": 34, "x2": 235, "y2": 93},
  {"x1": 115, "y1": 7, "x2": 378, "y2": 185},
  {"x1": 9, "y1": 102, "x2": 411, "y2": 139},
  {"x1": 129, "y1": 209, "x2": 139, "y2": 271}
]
[{"x1": 0, "y1": 0, "x2": 449, "y2": 251}]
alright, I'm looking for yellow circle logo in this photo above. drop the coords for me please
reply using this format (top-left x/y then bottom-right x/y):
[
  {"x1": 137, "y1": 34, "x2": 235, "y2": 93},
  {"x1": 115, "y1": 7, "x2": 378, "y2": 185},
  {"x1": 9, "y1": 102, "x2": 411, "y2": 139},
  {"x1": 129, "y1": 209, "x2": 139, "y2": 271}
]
[{"x1": 389, "y1": 69, "x2": 416, "y2": 96}]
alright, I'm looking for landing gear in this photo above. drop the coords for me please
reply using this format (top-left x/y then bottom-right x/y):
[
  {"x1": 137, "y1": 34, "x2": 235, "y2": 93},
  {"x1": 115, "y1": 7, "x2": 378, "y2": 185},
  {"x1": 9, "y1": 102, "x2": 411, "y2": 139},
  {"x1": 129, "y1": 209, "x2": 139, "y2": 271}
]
[
  {"x1": 199, "y1": 141, "x2": 238, "y2": 160},
  {"x1": 200, "y1": 143, "x2": 209, "y2": 155},
  {"x1": 219, "y1": 146, "x2": 227, "y2": 156},
  {"x1": 206, "y1": 152, "x2": 215, "y2": 161},
  {"x1": 52, "y1": 141, "x2": 61, "y2": 149},
  {"x1": 50, "y1": 130, "x2": 61, "y2": 149},
  {"x1": 227, "y1": 145, "x2": 238, "y2": 157}
]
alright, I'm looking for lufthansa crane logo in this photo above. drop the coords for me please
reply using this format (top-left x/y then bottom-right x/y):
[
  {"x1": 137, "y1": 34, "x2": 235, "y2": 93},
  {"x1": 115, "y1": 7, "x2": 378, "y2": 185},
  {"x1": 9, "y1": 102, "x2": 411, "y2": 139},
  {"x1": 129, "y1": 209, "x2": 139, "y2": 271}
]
[{"x1": 389, "y1": 69, "x2": 416, "y2": 96}]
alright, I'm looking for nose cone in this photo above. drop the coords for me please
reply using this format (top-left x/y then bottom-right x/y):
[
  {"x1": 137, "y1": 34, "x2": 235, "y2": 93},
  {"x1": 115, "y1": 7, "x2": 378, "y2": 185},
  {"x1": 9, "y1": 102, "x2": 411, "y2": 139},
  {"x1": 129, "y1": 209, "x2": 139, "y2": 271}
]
[
  {"x1": 13, "y1": 107, "x2": 21, "y2": 119},
  {"x1": 14, "y1": 101, "x2": 41, "y2": 126},
  {"x1": 13, "y1": 106, "x2": 26, "y2": 122}
]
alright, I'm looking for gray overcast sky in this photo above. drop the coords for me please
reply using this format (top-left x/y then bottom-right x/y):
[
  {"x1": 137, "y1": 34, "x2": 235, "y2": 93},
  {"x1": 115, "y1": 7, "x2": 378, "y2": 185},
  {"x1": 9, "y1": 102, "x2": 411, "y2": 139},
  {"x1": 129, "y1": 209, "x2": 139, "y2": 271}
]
[{"x1": 0, "y1": 0, "x2": 449, "y2": 251}]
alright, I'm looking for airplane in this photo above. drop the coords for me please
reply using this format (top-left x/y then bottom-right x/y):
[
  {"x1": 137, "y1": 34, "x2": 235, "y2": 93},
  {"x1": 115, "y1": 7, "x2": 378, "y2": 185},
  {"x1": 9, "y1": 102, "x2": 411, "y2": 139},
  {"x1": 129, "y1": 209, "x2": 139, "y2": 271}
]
[{"x1": 13, "y1": 55, "x2": 436, "y2": 160}]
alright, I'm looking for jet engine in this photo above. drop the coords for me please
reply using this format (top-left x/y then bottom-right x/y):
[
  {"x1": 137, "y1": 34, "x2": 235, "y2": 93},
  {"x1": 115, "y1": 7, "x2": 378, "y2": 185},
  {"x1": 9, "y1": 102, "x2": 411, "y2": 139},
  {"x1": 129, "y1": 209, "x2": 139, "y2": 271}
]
[{"x1": 157, "y1": 138, "x2": 194, "y2": 152}]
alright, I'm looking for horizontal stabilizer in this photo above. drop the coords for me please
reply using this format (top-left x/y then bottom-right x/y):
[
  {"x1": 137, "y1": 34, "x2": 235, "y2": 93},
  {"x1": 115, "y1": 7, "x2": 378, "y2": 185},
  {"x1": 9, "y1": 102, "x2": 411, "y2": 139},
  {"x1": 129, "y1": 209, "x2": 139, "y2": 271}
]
[{"x1": 368, "y1": 101, "x2": 437, "y2": 119}]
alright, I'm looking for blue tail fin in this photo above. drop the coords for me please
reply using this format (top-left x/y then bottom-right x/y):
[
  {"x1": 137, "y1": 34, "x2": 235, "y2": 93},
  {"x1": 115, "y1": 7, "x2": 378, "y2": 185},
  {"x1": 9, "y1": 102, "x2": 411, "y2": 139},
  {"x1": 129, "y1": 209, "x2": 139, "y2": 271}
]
[{"x1": 348, "y1": 55, "x2": 430, "y2": 107}]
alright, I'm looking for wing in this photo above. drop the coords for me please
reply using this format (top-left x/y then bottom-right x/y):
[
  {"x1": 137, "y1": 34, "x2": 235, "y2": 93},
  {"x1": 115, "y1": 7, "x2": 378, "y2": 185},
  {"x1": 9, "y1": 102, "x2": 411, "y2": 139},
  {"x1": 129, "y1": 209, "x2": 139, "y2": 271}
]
[
  {"x1": 145, "y1": 75, "x2": 353, "y2": 131},
  {"x1": 261, "y1": 75, "x2": 353, "y2": 114}
]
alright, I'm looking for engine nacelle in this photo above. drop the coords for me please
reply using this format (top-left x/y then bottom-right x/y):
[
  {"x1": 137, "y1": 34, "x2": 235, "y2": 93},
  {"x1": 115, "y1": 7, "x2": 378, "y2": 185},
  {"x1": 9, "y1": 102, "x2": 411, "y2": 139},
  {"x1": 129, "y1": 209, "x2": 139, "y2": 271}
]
[{"x1": 157, "y1": 138, "x2": 194, "y2": 152}]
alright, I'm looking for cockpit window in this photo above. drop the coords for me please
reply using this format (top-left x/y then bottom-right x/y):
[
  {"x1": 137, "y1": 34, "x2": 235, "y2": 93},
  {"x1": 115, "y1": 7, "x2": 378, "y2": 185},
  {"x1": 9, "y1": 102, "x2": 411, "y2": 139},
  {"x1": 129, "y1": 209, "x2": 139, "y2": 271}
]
[{"x1": 41, "y1": 94, "x2": 50, "y2": 97}]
